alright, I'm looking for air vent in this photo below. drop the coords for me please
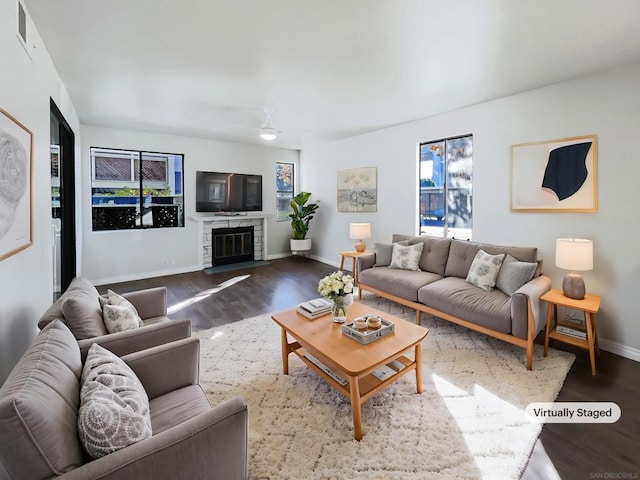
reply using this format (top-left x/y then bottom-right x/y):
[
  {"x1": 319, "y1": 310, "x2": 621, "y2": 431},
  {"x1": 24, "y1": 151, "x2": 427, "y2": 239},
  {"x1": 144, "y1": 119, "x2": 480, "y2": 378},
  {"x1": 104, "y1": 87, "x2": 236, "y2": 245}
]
[{"x1": 16, "y1": 0, "x2": 32, "y2": 60}]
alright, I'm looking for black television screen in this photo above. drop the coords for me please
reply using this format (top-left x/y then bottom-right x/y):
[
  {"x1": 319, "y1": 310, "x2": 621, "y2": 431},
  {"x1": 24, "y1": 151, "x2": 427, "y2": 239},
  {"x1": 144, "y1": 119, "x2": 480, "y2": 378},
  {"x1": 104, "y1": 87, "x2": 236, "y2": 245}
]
[{"x1": 195, "y1": 171, "x2": 263, "y2": 212}]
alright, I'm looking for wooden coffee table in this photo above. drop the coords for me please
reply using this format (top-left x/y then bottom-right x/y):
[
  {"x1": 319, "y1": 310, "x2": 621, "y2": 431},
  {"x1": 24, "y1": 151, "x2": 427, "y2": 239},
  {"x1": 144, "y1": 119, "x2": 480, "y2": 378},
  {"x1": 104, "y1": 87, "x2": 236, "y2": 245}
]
[{"x1": 271, "y1": 301, "x2": 429, "y2": 440}]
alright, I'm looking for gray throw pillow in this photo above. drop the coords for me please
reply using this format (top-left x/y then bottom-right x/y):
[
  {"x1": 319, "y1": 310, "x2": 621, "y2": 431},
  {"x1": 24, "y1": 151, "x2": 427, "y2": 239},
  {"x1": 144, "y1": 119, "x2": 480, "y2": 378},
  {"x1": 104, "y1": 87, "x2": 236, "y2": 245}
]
[
  {"x1": 389, "y1": 242, "x2": 423, "y2": 271},
  {"x1": 78, "y1": 344, "x2": 152, "y2": 459},
  {"x1": 465, "y1": 249, "x2": 505, "y2": 291},
  {"x1": 373, "y1": 240, "x2": 409, "y2": 267},
  {"x1": 60, "y1": 290, "x2": 108, "y2": 340},
  {"x1": 496, "y1": 254, "x2": 538, "y2": 296}
]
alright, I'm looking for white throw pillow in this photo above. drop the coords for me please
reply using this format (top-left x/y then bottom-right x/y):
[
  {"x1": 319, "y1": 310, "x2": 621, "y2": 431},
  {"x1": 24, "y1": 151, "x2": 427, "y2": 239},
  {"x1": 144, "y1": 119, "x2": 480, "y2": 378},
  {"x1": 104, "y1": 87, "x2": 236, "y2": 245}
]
[
  {"x1": 389, "y1": 243, "x2": 424, "y2": 271},
  {"x1": 465, "y1": 249, "x2": 505, "y2": 291},
  {"x1": 77, "y1": 344, "x2": 152, "y2": 459},
  {"x1": 106, "y1": 290, "x2": 143, "y2": 327},
  {"x1": 102, "y1": 304, "x2": 140, "y2": 333}
]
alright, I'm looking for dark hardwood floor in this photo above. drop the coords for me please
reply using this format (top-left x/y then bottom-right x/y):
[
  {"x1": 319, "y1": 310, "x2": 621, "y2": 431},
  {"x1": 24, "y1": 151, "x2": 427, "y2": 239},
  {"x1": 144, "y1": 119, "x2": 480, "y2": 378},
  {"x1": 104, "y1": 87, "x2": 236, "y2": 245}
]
[{"x1": 100, "y1": 257, "x2": 640, "y2": 480}]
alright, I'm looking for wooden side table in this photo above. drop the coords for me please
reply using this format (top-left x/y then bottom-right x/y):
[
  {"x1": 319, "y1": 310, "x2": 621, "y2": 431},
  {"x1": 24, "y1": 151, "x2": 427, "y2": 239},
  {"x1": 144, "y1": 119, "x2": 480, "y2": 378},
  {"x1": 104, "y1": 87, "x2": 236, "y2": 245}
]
[
  {"x1": 339, "y1": 251, "x2": 372, "y2": 286},
  {"x1": 542, "y1": 288, "x2": 602, "y2": 375}
]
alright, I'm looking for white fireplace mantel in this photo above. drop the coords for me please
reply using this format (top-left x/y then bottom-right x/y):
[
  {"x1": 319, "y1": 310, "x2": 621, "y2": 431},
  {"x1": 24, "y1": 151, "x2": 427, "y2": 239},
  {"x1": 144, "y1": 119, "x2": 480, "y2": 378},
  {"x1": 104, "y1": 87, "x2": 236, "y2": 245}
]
[{"x1": 191, "y1": 213, "x2": 274, "y2": 269}]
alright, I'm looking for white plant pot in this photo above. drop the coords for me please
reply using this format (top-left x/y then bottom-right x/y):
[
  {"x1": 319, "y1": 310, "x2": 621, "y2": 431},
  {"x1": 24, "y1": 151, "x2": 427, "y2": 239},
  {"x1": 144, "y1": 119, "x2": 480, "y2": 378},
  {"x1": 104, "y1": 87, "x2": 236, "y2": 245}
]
[{"x1": 290, "y1": 238, "x2": 312, "y2": 252}]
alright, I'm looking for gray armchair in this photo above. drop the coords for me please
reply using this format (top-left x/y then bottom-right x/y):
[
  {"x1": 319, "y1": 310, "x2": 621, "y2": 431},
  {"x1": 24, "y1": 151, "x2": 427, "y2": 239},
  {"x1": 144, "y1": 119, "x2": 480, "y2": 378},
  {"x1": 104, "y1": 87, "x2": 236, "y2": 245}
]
[
  {"x1": 0, "y1": 320, "x2": 249, "y2": 480},
  {"x1": 38, "y1": 276, "x2": 191, "y2": 359}
]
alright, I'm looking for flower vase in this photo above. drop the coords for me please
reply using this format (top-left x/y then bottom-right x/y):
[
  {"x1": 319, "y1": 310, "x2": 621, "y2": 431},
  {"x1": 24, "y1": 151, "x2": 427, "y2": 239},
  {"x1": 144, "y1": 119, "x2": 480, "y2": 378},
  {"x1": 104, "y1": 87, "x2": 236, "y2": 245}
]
[{"x1": 331, "y1": 294, "x2": 353, "y2": 323}]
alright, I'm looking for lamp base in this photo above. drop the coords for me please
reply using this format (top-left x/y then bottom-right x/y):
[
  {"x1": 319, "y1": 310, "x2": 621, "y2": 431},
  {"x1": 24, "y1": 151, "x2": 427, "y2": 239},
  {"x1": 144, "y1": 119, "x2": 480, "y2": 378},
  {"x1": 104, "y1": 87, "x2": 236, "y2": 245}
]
[
  {"x1": 354, "y1": 240, "x2": 366, "y2": 252},
  {"x1": 562, "y1": 273, "x2": 585, "y2": 300}
]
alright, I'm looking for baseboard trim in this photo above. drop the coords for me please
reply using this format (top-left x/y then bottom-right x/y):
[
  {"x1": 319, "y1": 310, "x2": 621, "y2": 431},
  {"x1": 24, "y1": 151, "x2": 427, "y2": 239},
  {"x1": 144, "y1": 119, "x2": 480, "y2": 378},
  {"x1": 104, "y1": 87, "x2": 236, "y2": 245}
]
[
  {"x1": 598, "y1": 338, "x2": 640, "y2": 362},
  {"x1": 92, "y1": 265, "x2": 201, "y2": 286}
]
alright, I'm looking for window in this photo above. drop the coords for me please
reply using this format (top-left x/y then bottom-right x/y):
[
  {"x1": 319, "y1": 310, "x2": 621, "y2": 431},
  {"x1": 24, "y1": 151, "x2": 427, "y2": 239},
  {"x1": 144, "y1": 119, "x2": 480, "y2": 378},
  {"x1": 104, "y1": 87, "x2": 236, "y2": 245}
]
[
  {"x1": 276, "y1": 162, "x2": 294, "y2": 222},
  {"x1": 91, "y1": 147, "x2": 184, "y2": 231},
  {"x1": 419, "y1": 134, "x2": 472, "y2": 239}
]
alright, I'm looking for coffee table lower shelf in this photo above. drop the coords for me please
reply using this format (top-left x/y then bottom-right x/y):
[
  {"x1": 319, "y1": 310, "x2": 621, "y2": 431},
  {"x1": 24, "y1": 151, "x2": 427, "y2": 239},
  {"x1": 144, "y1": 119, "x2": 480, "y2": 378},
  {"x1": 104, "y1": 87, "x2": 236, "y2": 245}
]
[
  {"x1": 283, "y1": 338, "x2": 422, "y2": 440},
  {"x1": 293, "y1": 343, "x2": 416, "y2": 401}
]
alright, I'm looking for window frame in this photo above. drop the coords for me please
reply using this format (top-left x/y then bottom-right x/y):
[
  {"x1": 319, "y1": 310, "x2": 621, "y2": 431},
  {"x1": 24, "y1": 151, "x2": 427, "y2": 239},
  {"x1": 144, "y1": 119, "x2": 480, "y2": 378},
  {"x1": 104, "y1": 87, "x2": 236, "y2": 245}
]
[
  {"x1": 275, "y1": 162, "x2": 295, "y2": 222},
  {"x1": 90, "y1": 146, "x2": 185, "y2": 231},
  {"x1": 418, "y1": 134, "x2": 473, "y2": 240}
]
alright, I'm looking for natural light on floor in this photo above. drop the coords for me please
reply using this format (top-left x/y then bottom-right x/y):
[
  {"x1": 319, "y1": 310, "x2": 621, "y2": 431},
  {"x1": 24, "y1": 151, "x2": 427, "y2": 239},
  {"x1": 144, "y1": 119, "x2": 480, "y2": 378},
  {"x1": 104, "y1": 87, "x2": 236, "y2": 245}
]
[
  {"x1": 431, "y1": 373, "x2": 536, "y2": 476},
  {"x1": 167, "y1": 274, "x2": 250, "y2": 315}
]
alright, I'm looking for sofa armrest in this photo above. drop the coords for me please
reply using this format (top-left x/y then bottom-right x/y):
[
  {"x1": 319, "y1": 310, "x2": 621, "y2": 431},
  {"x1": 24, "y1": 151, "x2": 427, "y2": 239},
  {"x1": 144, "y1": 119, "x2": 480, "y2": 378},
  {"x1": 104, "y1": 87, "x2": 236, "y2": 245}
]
[
  {"x1": 123, "y1": 286, "x2": 168, "y2": 319},
  {"x1": 121, "y1": 337, "x2": 200, "y2": 400},
  {"x1": 358, "y1": 252, "x2": 376, "y2": 274},
  {"x1": 78, "y1": 318, "x2": 192, "y2": 361},
  {"x1": 59, "y1": 396, "x2": 249, "y2": 480},
  {"x1": 511, "y1": 275, "x2": 552, "y2": 338}
]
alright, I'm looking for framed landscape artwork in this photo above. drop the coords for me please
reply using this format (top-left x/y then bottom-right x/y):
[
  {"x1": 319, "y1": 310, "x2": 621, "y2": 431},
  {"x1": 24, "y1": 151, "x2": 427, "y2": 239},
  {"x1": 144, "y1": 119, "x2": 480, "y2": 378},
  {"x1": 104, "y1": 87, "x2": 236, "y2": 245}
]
[
  {"x1": 510, "y1": 135, "x2": 597, "y2": 212},
  {"x1": 337, "y1": 167, "x2": 377, "y2": 212},
  {"x1": 0, "y1": 108, "x2": 33, "y2": 261}
]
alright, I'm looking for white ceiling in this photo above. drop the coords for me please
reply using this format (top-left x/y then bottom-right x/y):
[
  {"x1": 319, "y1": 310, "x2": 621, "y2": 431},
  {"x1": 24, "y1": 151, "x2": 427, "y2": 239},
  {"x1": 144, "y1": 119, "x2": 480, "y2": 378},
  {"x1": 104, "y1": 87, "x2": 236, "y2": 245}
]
[{"x1": 24, "y1": 0, "x2": 640, "y2": 149}]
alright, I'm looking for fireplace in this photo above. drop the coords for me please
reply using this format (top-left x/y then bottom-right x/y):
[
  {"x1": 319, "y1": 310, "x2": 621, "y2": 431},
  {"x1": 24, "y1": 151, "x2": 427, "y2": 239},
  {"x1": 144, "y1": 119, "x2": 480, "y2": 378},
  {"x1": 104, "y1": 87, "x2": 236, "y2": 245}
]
[{"x1": 211, "y1": 226, "x2": 255, "y2": 266}]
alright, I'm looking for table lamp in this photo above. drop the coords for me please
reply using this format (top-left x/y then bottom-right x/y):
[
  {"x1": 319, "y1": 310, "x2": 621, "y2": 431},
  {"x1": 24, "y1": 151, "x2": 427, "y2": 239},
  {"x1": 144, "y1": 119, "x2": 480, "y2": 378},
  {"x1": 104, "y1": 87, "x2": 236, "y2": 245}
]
[
  {"x1": 349, "y1": 223, "x2": 371, "y2": 252},
  {"x1": 555, "y1": 238, "x2": 593, "y2": 300}
]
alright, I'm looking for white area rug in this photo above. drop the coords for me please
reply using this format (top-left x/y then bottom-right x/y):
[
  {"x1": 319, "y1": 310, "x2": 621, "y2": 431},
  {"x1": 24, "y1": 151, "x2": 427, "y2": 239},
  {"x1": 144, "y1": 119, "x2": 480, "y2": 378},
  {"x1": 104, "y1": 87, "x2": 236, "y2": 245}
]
[{"x1": 196, "y1": 293, "x2": 574, "y2": 480}]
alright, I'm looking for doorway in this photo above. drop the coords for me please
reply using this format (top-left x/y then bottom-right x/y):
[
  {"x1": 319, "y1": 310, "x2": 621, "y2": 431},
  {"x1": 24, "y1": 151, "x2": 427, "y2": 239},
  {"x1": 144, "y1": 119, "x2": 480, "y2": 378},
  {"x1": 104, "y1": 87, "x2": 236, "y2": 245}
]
[{"x1": 50, "y1": 99, "x2": 76, "y2": 298}]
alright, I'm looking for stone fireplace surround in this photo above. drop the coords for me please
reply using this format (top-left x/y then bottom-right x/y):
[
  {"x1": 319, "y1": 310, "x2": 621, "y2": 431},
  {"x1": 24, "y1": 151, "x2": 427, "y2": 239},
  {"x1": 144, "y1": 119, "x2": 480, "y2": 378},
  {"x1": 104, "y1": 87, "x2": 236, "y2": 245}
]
[{"x1": 195, "y1": 214, "x2": 270, "y2": 269}]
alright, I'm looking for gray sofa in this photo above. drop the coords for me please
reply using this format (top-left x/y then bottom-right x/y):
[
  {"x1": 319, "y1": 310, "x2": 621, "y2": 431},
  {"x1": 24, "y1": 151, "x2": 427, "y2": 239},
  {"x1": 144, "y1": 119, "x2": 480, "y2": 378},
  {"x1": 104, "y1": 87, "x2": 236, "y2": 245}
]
[
  {"x1": 0, "y1": 320, "x2": 249, "y2": 480},
  {"x1": 357, "y1": 234, "x2": 551, "y2": 370},
  {"x1": 38, "y1": 276, "x2": 191, "y2": 359}
]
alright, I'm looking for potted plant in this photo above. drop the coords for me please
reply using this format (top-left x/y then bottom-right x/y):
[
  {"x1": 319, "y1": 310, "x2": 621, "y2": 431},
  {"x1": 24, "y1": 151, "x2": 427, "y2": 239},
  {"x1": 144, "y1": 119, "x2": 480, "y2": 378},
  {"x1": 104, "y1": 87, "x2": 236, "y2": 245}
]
[{"x1": 289, "y1": 191, "x2": 319, "y2": 253}]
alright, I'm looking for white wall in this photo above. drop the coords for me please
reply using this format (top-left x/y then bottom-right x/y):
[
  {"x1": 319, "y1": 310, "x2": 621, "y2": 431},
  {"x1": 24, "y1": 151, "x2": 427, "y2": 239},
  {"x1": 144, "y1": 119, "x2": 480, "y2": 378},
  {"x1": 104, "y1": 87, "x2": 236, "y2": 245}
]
[
  {"x1": 0, "y1": 0, "x2": 81, "y2": 383},
  {"x1": 81, "y1": 125, "x2": 299, "y2": 284},
  {"x1": 301, "y1": 62, "x2": 640, "y2": 360}
]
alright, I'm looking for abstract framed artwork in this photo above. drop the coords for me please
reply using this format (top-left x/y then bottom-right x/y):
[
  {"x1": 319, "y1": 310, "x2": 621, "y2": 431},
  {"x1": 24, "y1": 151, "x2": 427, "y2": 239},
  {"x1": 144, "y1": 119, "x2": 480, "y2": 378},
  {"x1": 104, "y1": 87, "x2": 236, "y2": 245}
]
[
  {"x1": 510, "y1": 135, "x2": 597, "y2": 212},
  {"x1": 337, "y1": 167, "x2": 377, "y2": 212},
  {"x1": 0, "y1": 108, "x2": 33, "y2": 261}
]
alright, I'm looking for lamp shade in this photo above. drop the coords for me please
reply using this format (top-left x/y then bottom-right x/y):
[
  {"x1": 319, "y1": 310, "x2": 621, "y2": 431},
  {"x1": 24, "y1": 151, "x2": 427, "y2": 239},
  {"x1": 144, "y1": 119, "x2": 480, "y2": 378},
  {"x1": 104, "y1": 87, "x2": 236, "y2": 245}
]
[
  {"x1": 349, "y1": 223, "x2": 371, "y2": 240},
  {"x1": 555, "y1": 238, "x2": 593, "y2": 271}
]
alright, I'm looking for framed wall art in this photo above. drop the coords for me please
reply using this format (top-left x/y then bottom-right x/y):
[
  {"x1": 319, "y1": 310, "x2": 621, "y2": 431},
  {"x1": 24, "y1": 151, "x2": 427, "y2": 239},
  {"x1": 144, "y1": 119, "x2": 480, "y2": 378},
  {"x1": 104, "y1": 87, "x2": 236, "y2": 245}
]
[
  {"x1": 510, "y1": 135, "x2": 597, "y2": 212},
  {"x1": 0, "y1": 108, "x2": 33, "y2": 261},
  {"x1": 337, "y1": 166, "x2": 377, "y2": 212}
]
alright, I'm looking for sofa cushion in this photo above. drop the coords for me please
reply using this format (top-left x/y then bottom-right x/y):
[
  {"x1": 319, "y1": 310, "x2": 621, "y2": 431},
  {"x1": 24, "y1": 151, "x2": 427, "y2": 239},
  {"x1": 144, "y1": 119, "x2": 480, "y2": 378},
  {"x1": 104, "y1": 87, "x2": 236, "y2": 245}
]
[
  {"x1": 465, "y1": 250, "x2": 505, "y2": 291},
  {"x1": 61, "y1": 287, "x2": 108, "y2": 340},
  {"x1": 496, "y1": 254, "x2": 538, "y2": 296},
  {"x1": 150, "y1": 385, "x2": 211, "y2": 435},
  {"x1": 418, "y1": 277, "x2": 512, "y2": 333},
  {"x1": 0, "y1": 320, "x2": 84, "y2": 480},
  {"x1": 393, "y1": 234, "x2": 452, "y2": 276},
  {"x1": 78, "y1": 343, "x2": 152, "y2": 459},
  {"x1": 372, "y1": 240, "x2": 408, "y2": 267},
  {"x1": 38, "y1": 276, "x2": 100, "y2": 330},
  {"x1": 445, "y1": 239, "x2": 537, "y2": 279},
  {"x1": 389, "y1": 242, "x2": 423, "y2": 271},
  {"x1": 359, "y1": 266, "x2": 442, "y2": 302}
]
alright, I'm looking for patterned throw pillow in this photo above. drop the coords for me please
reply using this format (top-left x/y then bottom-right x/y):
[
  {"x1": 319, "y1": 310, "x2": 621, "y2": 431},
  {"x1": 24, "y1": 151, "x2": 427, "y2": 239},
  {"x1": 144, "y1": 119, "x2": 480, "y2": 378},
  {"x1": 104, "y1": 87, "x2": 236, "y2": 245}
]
[
  {"x1": 78, "y1": 344, "x2": 152, "y2": 459},
  {"x1": 105, "y1": 290, "x2": 143, "y2": 327},
  {"x1": 102, "y1": 304, "x2": 140, "y2": 333},
  {"x1": 495, "y1": 254, "x2": 538, "y2": 296},
  {"x1": 389, "y1": 242, "x2": 424, "y2": 271},
  {"x1": 465, "y1": 249, "x2": 505, "y2": 291}
]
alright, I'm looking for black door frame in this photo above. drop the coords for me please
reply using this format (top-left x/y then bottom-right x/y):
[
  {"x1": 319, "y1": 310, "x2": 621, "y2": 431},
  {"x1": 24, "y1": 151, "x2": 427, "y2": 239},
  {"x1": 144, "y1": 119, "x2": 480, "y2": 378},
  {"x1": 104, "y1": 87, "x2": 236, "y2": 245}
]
[{"x1": 50, "y1": 99, "x2": 76, "y2": 293}]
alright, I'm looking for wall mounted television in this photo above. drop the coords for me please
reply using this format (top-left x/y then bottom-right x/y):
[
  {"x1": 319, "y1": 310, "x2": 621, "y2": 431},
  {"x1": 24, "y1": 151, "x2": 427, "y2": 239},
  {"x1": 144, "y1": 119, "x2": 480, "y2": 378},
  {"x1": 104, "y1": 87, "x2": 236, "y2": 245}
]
[{"x1": 195, "y1": 171, "x2": 263, "y2": 213}]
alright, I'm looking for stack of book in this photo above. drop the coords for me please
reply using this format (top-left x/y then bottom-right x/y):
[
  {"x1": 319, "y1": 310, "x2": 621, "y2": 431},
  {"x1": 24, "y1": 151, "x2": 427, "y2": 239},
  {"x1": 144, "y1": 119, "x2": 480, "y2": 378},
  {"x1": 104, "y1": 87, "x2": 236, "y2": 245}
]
[
  {"x1": 556, "y1": 325, "x2": 587, "y2": 340},
  {"x1": 297, "y1": 297, "x2": 332, "y2": 319}
]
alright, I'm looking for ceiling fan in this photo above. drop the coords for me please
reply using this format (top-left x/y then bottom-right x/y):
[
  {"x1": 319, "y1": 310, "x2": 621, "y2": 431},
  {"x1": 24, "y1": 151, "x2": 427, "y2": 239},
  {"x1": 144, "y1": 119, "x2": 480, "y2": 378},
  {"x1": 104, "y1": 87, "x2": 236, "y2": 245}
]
[{"x1": 258, "y1": 107, "x2": 279, "y2": 141}]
